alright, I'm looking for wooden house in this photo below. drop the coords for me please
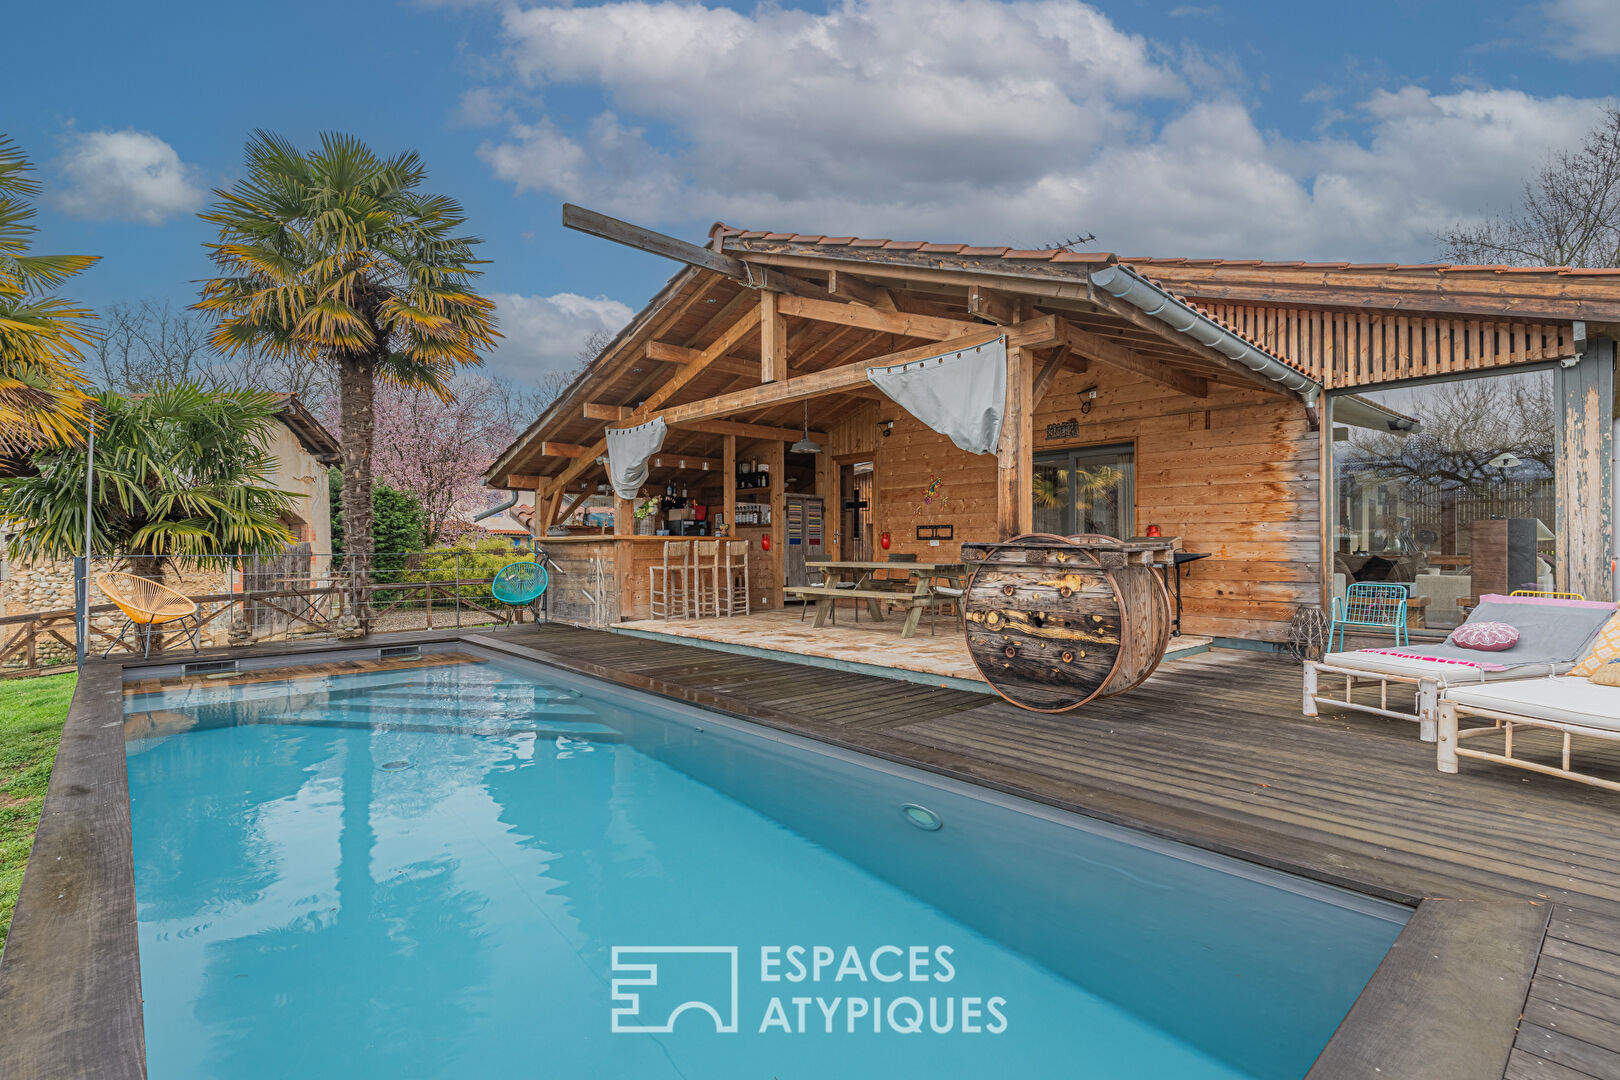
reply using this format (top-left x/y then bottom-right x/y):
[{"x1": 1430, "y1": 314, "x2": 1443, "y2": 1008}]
[{"x1": 487, "y1": 210, "x2": 1617, "y2": 646}]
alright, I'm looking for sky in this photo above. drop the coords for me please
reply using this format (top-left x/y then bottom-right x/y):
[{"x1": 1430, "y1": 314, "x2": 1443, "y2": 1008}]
[{"x1": 9, "y1": 0, "x2": 1620, "y2": 390}]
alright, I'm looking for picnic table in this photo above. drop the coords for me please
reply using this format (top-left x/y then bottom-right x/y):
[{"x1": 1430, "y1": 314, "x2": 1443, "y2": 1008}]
[{"x1": 785, "y1": 560, "x2": 968, "y2": 638}]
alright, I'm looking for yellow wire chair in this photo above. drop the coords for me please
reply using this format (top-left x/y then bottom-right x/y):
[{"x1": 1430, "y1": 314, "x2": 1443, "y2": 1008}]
[
  {"x1": 1510, "y1": 589, "x2": 1587, "y2": 601},
  {"x1": 95, "y1": 572, "x2": 203, "y2": 658}
]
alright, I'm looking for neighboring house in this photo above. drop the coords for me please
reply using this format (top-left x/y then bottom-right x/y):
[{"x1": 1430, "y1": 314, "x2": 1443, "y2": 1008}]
[
  {"x1": 265, "y1": 393, "x2": 340, "y2": 553},
  {"x1": 1, "y1": 393, "x2": 339, "y2": 621}
]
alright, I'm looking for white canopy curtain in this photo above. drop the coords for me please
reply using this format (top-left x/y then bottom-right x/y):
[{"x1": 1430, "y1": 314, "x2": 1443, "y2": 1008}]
[
  {"x1": 604, "y1": 417, "x2": 667, "y2": 498},
  {"x1": 866, "y1": 336, "x2": 1007, "y2": 455}
]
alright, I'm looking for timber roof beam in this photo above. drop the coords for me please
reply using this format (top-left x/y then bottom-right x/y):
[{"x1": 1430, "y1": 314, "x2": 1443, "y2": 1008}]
[{"x1": 1058, "y1": 322, "x2": 1209, "y2": 399}]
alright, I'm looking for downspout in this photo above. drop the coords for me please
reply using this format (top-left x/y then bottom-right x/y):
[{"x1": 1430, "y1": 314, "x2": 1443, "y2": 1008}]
[
  {"x1": 1090, "y1": 265, "x2": 1321, "y2": 404},
  {"x1": 474, "y1": 491, "x2": 520, "y2": 522}
]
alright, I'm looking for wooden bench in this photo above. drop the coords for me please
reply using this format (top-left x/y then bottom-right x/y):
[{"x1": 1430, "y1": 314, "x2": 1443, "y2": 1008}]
[{"x1": 785, "y1": 584, "x2": 957, "y2": 634}]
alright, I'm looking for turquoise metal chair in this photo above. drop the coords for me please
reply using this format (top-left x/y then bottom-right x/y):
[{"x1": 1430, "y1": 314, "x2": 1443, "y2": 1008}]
[
  {"x1": 1329, "y1": 581, "x2": 1410, "y2": 652},
  {"x1": 492, "y1": 560, "x2": 549, "y2": 606}
]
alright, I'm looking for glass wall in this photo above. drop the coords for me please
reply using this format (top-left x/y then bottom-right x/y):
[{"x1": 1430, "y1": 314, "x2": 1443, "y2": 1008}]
[
  {"x1": 1033, "y1": 444, "x2": 1134, "y2": 538},
  {"x1": 1330, "y1": 367, "x2": 1557, "y2": 630}
]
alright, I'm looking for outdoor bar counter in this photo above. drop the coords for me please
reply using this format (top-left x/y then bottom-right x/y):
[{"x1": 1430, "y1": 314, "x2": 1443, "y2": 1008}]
[{"x1": 536, "y1": 530, "x2": 772, "y2": 625}]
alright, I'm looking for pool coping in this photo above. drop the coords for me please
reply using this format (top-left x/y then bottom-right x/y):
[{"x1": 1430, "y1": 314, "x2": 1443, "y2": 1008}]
[{"x1": 0, "y1": 629, "x2": 1551, "y2": 1080}]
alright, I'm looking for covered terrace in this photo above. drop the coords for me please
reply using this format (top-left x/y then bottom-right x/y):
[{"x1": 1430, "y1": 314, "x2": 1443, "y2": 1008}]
[{"x1": 485, "y1": 209, "x2": 1323, "y2": 679}]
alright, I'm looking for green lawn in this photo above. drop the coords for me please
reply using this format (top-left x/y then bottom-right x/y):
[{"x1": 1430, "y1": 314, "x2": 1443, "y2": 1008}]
[{"x1": 0, "y1": 672, "x2": 75, "y2": 953}]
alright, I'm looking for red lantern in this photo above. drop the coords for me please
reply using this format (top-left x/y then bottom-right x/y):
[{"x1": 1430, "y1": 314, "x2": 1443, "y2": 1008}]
[
  {"x1": 761, "y1": 534, "x2": 771, "y2": 551},
  {"x1": 880, "y1": 531, "x2": 891, "y2": 550},
  {"x1": 1145, "y1": 524, "x2": 1162, "y2": 538}
]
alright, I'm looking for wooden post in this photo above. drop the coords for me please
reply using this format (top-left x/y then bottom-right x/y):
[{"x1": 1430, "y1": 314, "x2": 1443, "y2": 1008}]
[
  {"x1": 722, "y1": 433, "x2": 737, "y2": 537},
  {"x1": 767, "y1": 438, "x2": 786, "y2": 606},
  {"x1": 614, "y1": 493, "x2": 634, "y2": 537},
  {"x1": 761, "y1": 290, "x2": 788, "y2": 384},
  {"x1": 1319, "y1": 393, "x2": 1334, "y2": 612},
  {"x1": 1555, "y1": 336, "x2": 1615, "y2": 598},
  {"x1": 996, "y1": 345, "x2": 1033, "y2": 539}
]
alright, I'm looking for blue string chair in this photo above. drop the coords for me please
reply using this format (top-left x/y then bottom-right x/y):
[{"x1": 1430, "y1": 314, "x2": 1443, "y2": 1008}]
[
  {"x1": 1329, "y1": 581, "x2": 1410, "y2": 653},
  {"x1": 492, "y1": 560, "x2": 549, "y2": 607}
]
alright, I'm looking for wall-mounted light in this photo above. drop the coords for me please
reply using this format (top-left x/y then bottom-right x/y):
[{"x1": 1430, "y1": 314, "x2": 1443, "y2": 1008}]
[
  {"x1": 879, "y1": 419, "x2": 895, "y2": 437},
  {"x1": 1077, "y1": 385, "x2": 1098, "y2": 415}
]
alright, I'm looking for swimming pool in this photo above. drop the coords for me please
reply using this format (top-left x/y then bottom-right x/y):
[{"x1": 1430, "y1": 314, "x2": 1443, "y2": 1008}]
[{"x1": 123, "y1": 650, "x2": 1405, "y2": 1079}]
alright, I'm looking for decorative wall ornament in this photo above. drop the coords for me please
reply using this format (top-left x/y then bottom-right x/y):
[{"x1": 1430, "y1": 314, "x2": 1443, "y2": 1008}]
[{"x1": 913, "y1": 475, "x2": 949, "y2": 516}]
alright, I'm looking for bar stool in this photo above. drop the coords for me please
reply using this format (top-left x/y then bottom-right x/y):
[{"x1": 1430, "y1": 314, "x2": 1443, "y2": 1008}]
[
  {"x1": 691, "y1": 540, "x2": 722, "y2": 618},
  {"x1": 649, "y1": 540, "x2": 692, "y2": 619},
  {"x1": 720, "y1": 539, "x2": 751, "y2": 617}
]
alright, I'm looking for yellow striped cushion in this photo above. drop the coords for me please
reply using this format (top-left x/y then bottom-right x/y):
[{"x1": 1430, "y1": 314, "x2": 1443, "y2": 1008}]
[
  {"x1": 1573, "y1": 611, "x2": 1620, "y2": 679},
  {"x1": 1592, "y1": 662, "x2": 1620, "y2": 688}
]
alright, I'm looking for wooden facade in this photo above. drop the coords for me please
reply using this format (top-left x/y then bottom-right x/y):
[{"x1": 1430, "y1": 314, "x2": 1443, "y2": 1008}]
[
  {"x1": 487, "y1": 219, "x2": 1619, "y2": 644},
  {"x1": 1195, "y1": 304, "x2": 1580, "y2": 388}
]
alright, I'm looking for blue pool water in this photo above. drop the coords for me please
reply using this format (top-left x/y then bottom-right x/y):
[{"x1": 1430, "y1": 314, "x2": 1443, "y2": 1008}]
[{"x1": 124, "y1": 653, "x2": 1405, "y2": 1079}]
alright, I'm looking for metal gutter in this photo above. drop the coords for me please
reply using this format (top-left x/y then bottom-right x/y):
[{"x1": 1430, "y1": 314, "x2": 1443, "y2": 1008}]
[
  {"x1": 1089, "y1": 265, "x2": 1321, "y2": 402},
  {"x1": 473, "y1": 491, "x2": 520, "y2": 522}
]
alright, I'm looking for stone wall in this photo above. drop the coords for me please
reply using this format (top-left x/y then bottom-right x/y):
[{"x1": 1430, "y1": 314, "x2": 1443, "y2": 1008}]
[{"x1": 1, "y1": 558, "x2": 235, "y2": 665}]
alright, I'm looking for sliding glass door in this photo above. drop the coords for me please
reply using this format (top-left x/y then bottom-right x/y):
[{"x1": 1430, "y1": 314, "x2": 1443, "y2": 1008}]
[{"x1": 1032, "y1": 444, "x2": 1135, "y2": 538}]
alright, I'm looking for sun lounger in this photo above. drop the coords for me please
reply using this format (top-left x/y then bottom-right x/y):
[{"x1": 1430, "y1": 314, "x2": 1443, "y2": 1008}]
[
  {"x1": 1438, "y1": 677, "x2": 1620, "y2": 792},
  {"x1": 1303, "y1": 594, "x2": 1616, "y2": 742}
]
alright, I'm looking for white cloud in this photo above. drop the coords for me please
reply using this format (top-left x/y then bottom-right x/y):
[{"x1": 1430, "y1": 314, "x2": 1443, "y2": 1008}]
[
  {"x1": 470, "y1": 0, "x2": 1615, "y2": 261},
  {"x1": 1542, "y1": 0, "x2": 1620, "y2": 58},
  {"x1": 51, "y1": 129, "x2": 204, "y2": 225},
  {"x1": 487, "y1": 291, "x2": 634, "y2": 382}
]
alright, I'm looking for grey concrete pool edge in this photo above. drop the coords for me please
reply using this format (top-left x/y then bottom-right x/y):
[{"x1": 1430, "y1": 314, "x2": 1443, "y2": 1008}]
[
  {"x1": 0, "y1": 661, "x2": 145, "y2": 1080},
  {"x1": 0, "y1": 629, "x2": 1549, "y2": 1080}
]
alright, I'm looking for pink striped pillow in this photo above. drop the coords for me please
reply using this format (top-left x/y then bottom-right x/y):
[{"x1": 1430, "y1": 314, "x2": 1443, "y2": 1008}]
[{"x1": 1449, "y1": 621, "x2": 1520, "y2": 652}]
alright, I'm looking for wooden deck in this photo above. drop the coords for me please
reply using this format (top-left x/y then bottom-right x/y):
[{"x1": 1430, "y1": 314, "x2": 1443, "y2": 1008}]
[{"x1": 482, "y1": 623, "x2": 1620, "y2": 1080}]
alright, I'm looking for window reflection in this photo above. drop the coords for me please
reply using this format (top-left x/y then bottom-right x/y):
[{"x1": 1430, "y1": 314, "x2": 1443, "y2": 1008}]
[
  {"x1": 1033, "y1": 445, "x2": 1134, "y2": 538},
  {"x1": 1331, "y1": 369, "x2": 1557, "y2": 630}
]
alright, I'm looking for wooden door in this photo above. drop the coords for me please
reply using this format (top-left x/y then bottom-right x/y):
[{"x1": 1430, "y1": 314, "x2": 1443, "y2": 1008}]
[{"x1": 840, "y1": 461, "x2": 874, "y2": 560}]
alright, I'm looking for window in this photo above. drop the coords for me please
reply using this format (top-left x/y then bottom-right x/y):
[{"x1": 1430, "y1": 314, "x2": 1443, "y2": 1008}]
[
  {"x1": 1033, "y1": 444, "x2": 1135, "y2": 539},
  {"x1": 1330, "y1": 368, "x2": 1557, "y2": 630}
]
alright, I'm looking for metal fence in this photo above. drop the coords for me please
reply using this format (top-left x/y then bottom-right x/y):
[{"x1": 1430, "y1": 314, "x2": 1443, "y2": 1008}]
[{"x1": 0, "y1": 546, "x2": 555, "y2": 677}]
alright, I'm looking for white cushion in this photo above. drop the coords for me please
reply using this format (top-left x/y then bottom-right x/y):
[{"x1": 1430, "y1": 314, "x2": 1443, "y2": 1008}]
[
  {"x1": 1322, "y1": 651, "x2": 1566, "y2": 685},
  {"x1": 1448, "y1": 677, "x2": 1620, "y2": 731}
]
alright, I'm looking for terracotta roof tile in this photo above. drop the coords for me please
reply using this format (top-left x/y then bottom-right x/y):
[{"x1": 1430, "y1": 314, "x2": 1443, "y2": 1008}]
[{"x1": 721, "y1": 230, "x2": 1607, "y2": 278}]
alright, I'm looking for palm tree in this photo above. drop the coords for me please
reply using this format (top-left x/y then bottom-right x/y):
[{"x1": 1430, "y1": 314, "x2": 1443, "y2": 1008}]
[
  {"x1": 0, "y1": 384, "x2": 295, "y2": 577},
  {"x1": 0, "y1": 136, "x2": 99, "y2": 456},
  {"x1": 195, "y1": 131, "x2": 497, "y2": 613}
]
